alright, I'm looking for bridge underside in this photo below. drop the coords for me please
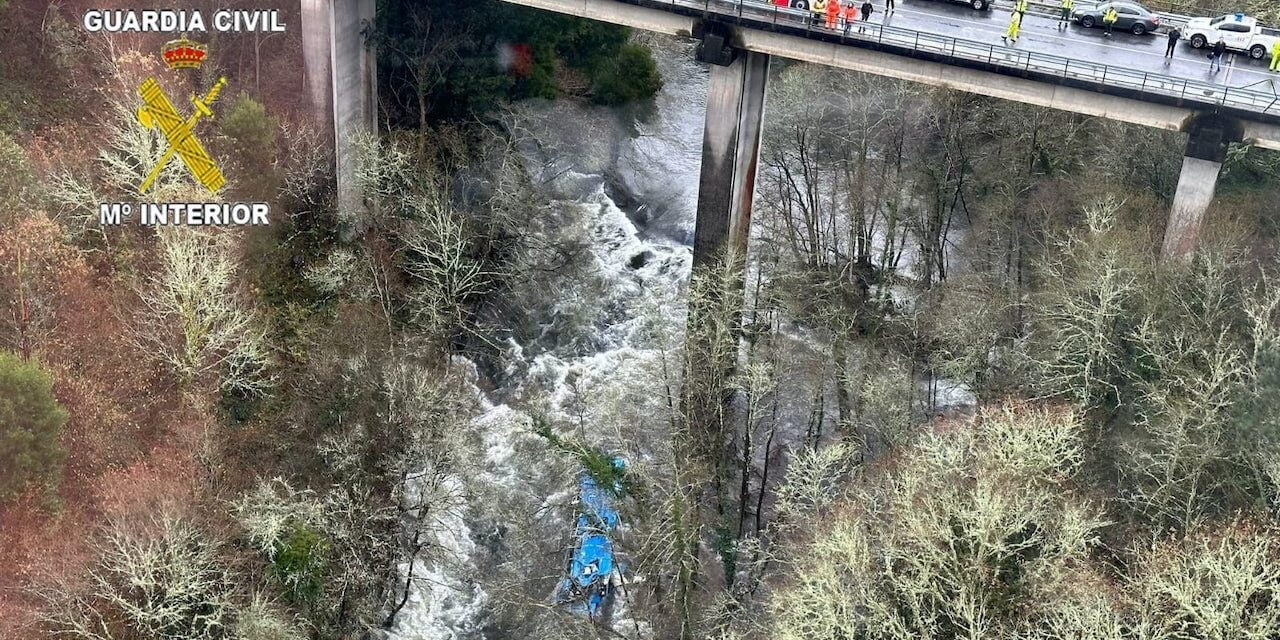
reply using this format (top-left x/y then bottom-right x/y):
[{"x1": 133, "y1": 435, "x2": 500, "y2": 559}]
[{"x1": 507, "y1": 0, "x2": 1280, "y2": 151}]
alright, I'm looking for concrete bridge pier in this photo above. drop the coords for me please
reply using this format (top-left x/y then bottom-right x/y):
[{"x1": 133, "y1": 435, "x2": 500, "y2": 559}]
[
  {"x1": 684, "y1": 21, "x2": 769, "y2": 481},
  {"x1": 300, "y1": 0, "x2": 377, "y2": 219},
  {"x1": 1162, "y1": 115, "x2": 1242, "y2": 260},
  {"x1": 681, "y1": 26, "x2": 771, "y2": 598},
  {"x1": 691, "y1": 24, "x2": 770, "y2": 268}
]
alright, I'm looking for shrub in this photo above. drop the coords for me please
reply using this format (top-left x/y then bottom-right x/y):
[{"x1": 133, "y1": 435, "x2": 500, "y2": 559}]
[
  {"x1": 0, "y1": 132, "x2": 32, "y2": 223},
  {"x1": 590, "y1": 43, "x2": 662, "y2": 106},
  {"x1": 220, "y1": 93, "x2": 279, "y2": 196},
  {"x1": 1128, "y1": 523, "x2": 1280, "y2": 638},
  {"x1": 234, "y1": 593, "x2": 304, "y2": 640},
  {"x1": 273, "y1": 523, "x2": 327, "y2": 606},
  {"x1": 0, "y1": 351, "x2": 67, "y2": 501},
  {"x1": 222, "y1": 94, "x2": 277, "y2": 151}
]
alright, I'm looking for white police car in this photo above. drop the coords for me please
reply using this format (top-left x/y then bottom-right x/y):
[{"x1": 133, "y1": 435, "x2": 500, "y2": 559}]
[{"x1": 1183, "y1": 13, "x2": 1280, "y2": 60}]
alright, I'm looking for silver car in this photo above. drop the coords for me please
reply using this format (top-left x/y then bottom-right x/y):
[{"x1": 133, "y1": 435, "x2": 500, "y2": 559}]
[{"x1": 1073, "y1": 1, "x2": 1162, "y2": 35}]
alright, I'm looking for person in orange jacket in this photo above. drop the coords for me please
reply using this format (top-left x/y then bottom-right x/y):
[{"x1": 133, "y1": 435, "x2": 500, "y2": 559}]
[
  {"x1": 843, "y1": 0, "x2": 857, "y2": 32},
  {"x1": 826, "y1": 0, "x2": 840, "y2": 29}
]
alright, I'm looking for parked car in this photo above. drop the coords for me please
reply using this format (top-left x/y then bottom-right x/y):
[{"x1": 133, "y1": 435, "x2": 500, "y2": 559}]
[
  {"x1": 914, "y1": 0, "x2": 991, "y2": 11},
  {"x1": 1073, "y1": 1, "x2": 1161, "y2": 35},
  {"x1": 1183, "y1": 13, "x2": 1280, "y2": 60}
]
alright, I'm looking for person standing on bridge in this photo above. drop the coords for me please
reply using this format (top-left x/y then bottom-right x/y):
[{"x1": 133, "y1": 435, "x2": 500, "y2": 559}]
[
  {"x1": 859, "y1": 0, "x2": 873, "y2": 31},
  {"x1": 811, "y1": 0, "x2": 827, "y2": 26},
  {"x1": 1057, "y1": 0, "x2": 1074, "y2": 29},
  {"x1": 1210, "y1": 36, "x2": 1226, "y2": 72},
  {"x1": 1102, "y1": 6, "x2": 1118, "y2": 37},
  {"x1": 843, "y1": 0, "x2": 857, "y2": 33},
  {"x1": 1002, "y1": 10, "x2": 1022, "y2": 44},
  {"x1": 1165, "y1": 26, "x2": 1181, "y2": 59},
  {"x1": 885, "y1": 0, "x2": 894, "y2": 15},
  {"x1": 826, "y1": 0, "x2": 840, "y2": 30},
  {"x1": 1271, "y1": 39, "x2": 1280, "y2": 71}
]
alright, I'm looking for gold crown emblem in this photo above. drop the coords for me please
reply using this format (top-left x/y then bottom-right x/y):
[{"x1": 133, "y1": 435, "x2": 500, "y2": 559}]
[{"x1": 162, "y1": 37, "x2": 207, "y2": 70}]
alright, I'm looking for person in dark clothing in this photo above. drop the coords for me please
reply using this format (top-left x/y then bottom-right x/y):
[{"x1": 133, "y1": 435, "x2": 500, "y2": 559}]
[
  {"x1": 1210, "y1": 37, "x2": 1227, "y2": 72},
  {"x1": 1165, "y1": 27, "x2": 1181, "y2": 59},
  {"x1": 884, "y1": 0, "x2": 894, "y2": 13},
  {"x1": 860, "y1": 0, "x2": 873, "y2": 31}
]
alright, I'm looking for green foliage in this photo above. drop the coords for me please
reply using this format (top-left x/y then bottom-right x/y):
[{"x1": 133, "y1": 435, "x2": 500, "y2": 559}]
[
  {"x1": 0, "y1": 98, "x2": 18, "y2": 134},
  {"x1": 223, "y1": 93, "x2": 277, "y2": 157},
  {"x1": 219, "y1": 384, "x2": 264, "y2": 425},
  {"x1": 242, "y1": 224, "x2": 336, "y2": 362},
  {"x1": 532, "y1": 414, "x2": 629, "y2": 496},
  {"x1": 1029, "y1": 201, "x2": 1148, "y2": 411},
  {"x1": 590, "y1": 43, "x2": 663, "y2": 106},
  {"x1": 0, "y1": 132, "x2": 33, "y2": 221},
  {"x1": 237, "y1": 150, "x2": 344, "y2": 391},
  {"x1": 1221, "y1": 144, "x2": 1280, "y2": 196},
  {"x1": 1023, "y1": 206, "x2": 1280, "y2": 528},
  {"x1": 220, "y1": 93, "x2": 279, "y2": 196},
  {"x1": 272, "y1": 523, "x2": 328, "y2": 606},
  {"x1": 1236, "y1": 338, "x2": 1280, "y2": 453},
  {"x1": 0, "y1": 351, "x2": 67, "y2": 501},
  {"x1": 43, "y1": 10, "x2": 83, "y2": 74}
]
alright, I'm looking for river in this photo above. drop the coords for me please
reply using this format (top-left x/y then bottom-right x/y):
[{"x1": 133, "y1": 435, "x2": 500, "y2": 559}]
[{"x1": 384, "y1": 35, "x2": 707, "y2": 640}]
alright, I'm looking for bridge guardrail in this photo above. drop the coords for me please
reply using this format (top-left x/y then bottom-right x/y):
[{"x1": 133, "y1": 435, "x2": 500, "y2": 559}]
[{"x1": 649, "y1": 0, "x2": 1280, "y2": 116}]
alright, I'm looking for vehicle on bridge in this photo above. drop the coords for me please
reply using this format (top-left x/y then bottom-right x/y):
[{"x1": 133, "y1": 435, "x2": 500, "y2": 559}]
[
  {"x1": 912, "y1": 0, "x2": 992, "y2": 12},
  {"x1": 1072, "y1": 1, "x2": 1160, "y2": 35},
  {"x1": 1183, "y1": 14, "x2": 1280, "y2": 60}
]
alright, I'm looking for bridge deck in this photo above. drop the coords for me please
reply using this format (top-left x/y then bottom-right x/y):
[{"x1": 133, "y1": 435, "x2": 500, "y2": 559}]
[{"x1": 507, "y1": 0, "x2": 1280, "y2": 148}]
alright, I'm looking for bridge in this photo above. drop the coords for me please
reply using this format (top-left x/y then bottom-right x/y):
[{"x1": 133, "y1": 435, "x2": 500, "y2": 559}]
[{"x1": 301, "y1": 0, "x2": 1280, "y2": 259}]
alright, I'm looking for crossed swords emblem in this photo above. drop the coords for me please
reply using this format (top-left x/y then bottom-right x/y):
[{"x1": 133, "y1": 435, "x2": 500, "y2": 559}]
[{"x1": 135, "y1": 76, "x2": 228, "y2": 194}]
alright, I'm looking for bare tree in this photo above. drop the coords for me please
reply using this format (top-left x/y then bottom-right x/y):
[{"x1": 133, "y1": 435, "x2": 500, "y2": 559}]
[
  {"x1": 37, "y1": 515, "x2": 238, "y2": 640},
  {"x1": 768, "y1": 405, "x2": 1104, "y2": 640},
  {"x1": 1031, "y1": 199, "x2": 1144, "y2": 408},
  {"x1": 133, "y1": 227, "x2": 274, "y2": 396}
]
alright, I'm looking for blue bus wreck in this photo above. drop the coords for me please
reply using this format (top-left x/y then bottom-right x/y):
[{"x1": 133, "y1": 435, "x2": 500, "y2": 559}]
[{"x1": 553, "y1": 458, "x2": 626, "y2": 619}]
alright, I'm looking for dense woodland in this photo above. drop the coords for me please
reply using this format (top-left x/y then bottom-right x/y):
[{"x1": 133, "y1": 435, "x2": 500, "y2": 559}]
[{"x1": 2, "y1": 0, "x2": 1280, "y2": 637}]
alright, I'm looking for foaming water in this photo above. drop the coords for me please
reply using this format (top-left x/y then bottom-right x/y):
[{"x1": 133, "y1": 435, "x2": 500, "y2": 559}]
[{"x1": 385, "y1": 36, "x2": 704, "y2": 640}]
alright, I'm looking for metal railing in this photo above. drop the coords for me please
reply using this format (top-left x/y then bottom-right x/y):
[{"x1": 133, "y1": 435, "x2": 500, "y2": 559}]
[{"x1": 630, "y1": 0, "x2": 1280, "y2": 116}]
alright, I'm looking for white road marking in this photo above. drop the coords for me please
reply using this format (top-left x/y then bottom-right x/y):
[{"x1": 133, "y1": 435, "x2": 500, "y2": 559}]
[{"x1": 877, "y1": 2, "x2": 1278, "y2": 83}]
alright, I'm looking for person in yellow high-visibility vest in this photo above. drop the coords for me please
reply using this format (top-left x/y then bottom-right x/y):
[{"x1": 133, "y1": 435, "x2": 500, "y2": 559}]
[
  {"x1": 1014, "y1": 0, "x2": 1028, "y2": 14},
  {"x1": 1057, "y1": 0, "x2": 1074, "y2": 29},
  {"x1": 1002, "y1": 10, "x2": 1022, "y2": 44},
  {"x1": 811, "y1": 0, "x2": 827, "y2": 25},
  {"x1": 1103, "y1": 6, "x2": 1118, "y2": 37},
  {"x1": 1272, "y1": 40, "x2": 1280, "y2": 72}
]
